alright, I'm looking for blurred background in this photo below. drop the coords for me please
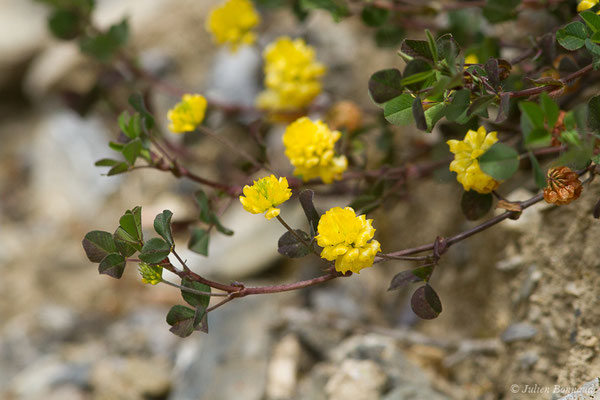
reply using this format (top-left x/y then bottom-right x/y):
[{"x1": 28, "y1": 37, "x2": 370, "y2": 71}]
[{"x1": 1, "y1": 0, "x2": 600, "y2": 399}]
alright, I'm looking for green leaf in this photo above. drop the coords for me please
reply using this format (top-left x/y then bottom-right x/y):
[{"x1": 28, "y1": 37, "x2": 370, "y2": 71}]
[
  {"x1": 467, "y1": 94, "x2": 495, "y2": 117},
  {"x1": 400, "y1": 39, "x2": 434, "y2": 61},
  {"x1": 524, "y1": 127, "x2": 551, "y2": 147},
  {"x1": 194, "y1": 190, "x2": 234, "y2": 236},
  {"x1": 479, "y1": 142, "x2": 520, "y2": 180},
  {"x1": 461, "y1": 191, "x2": 493, "y2": 220},
  {"x1": 384, "y1": 94, "x2": 415, "y2": 126},
  {"x1": 128, "y1": 93, "x2": 155, "y2": 130},
  {"x1": 119, "y1": 207, "x2": 142, "y2": 242},
  {"x1": 446, "y1": 89, "x2": 471, "y2": 123},
  {"x1": 411, "y1": 284, "x2": 442, "y2": 319},
  {"x1": 188, "y1": 228, "x2": 210, "y2": 256},
  {"x1": 368, "y1": 69, "x2": 403, "y2": 104},
  {"x1": 412, "y1": 97, "x2": 427, "y2": 131},
  {"x1": 298, "y1": 0, "x2": 349, "y2": 21},
  {"x1": 122, "y1": 138, "x2": 142, "y2": 165},
  {"x1": 495, "y1": 93, "x2": 511, "y2": 123},
  {"x1": 540, "y1": 92, "x2": 559, "y2": 129},
  {"x1": 98, "y1": 253, "x2": 126, "y2": 279},
  {"x1": 519, "y1": 101, "x2": 545, "y2": 137},
  {"x1": 485, "y1": 58, "x2": 500, "y2": 89},
  {"x1": 154, "y1": 210, "x2": 174, "y2": 246},
  {"x1": 181, "y1": 278, "x2": 211, "y2": 309},
  {"x1": 424, "y1": 103, "x2": 446, "y2": 132},
  {"x1": 585, "y1": 38, "x2": 600, "y2": 67},
  {"x1": 425, "y1": 30, "x2": 438, "y2": 64},
  {"x1": 278, "y1": 230, "x2": 311, "y2": 258},
  {"x1": 556, "y1": 21, "x2": 587, "y2": 51},
  {"x1": 94, "y1": 158, "x2": 120, "y2": 167},
  {"x1": 588, "y1": 95, "x2": 600, "y2": 131},
  {"x1": 401, "y1": 59, "x2": 434, "y2": 91},
  {"x1": 48, "y1": 9, "x2": 81, "y2": 40},
  {"x1": 114, "y1": 226, "x2": 142, "y2": 253},
  {"x1": 299, "y1": 189, "x2": 320, "y2": 236},
  {"x1": 79, "y1": 19, "x2": 129, "y2": 61},
  {"x1": 166, "y1": 305, "x2": 204, "y2": 337},
  {"x1": 139, "y1": 238, "x2": 171, "y2": 264},
  {"x1": 82, "y1": 230, "x2": 118, "y2": 263},
  {"x1": 361, "y1": 5, "x2": 388, "y2": 27},
  {"x1": 388, "y1": 265, "x2": 434, "y2": 291},
  {"x1": 581, "y1": 11, "x2": 600, "y2": 33},
  {"x1": 553, "y1": 143, "x2": 594, "y2": 170},
  {"x1": 528, "y1": 152, "x2": 547, "y2": 189},
  {"x1": 108, "y1": 141, "x2": 124, "y2": 151},
  {"x1": 482, "y1": 0, "x2": 521, "y2": 23},
  {"x1": 107, "y1": 162, "x2": 129, "y2": 176},
  {"x1": 118, "y1": 111, "x2": 141, "y2": 139},
  {"x1": 436, "y1": 33, "x2": 460, "y2": 65},
  {"x1": 113, "y1": 227, "x2": 138, "y2": 257}
]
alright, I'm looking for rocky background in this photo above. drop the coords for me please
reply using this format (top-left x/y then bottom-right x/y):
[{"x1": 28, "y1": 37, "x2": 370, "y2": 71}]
[{"x1": 1, "y1": 0, "x2": 600, "y2": 399}]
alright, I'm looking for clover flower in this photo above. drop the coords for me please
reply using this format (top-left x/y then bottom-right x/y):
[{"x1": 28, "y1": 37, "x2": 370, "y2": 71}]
[
  {"x1": 167, "y1": 94, "x2": 207, "y2": 133},
  {"x1": 256, "y1": 36, "x2": 326, "y2": 111},
  {"x1": 282, "y1": 117, "x2": 348, "y2": 183},
  {"x1": 138, "y1": 263, "x2": 163, "y2": 285},
  {"x1": 239, "y1": 175, "x2": 292, "y2": 219},
  {"x1": 316, "y1": 207, "x2": 381, "y2": 274},
  {"x1": 205, "y1": 0, "x2": 261, "y2": 51},
  {"x1": 543, "y1": 166, "x2": 583, "y2": 205},
  {"x1": 447, "y1": 126, "x2": 500, "y2": 194},
  {"x1": 578, "y1": 0, "x2": 598, "y2": 12}
]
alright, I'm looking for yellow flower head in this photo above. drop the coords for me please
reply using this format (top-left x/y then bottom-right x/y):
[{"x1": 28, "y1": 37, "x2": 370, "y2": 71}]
[
  {"x1": 578, "y1": 0, "x2": 599, "y2": 12},
  {"x1": 316, "y1": 207, "x2": 381, "y2": 274},
  {"x1": 239, "y1": 175, "x2": 292, "y2": 219},
  {"x1": 138, "y1": 263, "x2": 163, "y2": 285},
  {"x1": 464, "y1": 54, "x2": 479, "y2": 64},
  {"x1": 447, "y1": 126, "x2": 499, "y2": 194},
  {"x1": 167, "y1": 94, "x2": 207, "y2": 133},
  {"x1": 283, "y1": 117, "x2": 348, "y2": 183},
  {"x1": 206, "y1": 0, "x2": 261, "y2": 51},
  {"x1": 256, "y1": 36, "x2": 326, "y2": 111}
]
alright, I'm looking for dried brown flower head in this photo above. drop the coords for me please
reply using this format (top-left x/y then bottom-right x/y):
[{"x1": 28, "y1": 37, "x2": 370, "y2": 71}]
[{"x1": 543, "y1": 166, "x2": 582, "y2": 205}]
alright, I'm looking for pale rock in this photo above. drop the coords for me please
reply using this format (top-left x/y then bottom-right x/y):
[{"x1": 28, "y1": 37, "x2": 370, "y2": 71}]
[
  {"x1": 170, "y1": 295, "x2": 278, "y2": 400},
  {"x1": 29, "y1": 110, "x2": 119, "y2": 224},
  {"x1": 24, "y1": 43, "x2": 91, "y2": 99},
  {"x1": 325, "y1": 359, "x2": 388, "y2": 400},
  {"x1": 0, "y1": 0, "x2": 49, "y2": 86},
  {"x1": 501, "y1": 322, "x2": 538, "y2": 343},
  {"x1": 565, "y1": 282, "x2": 585, "y2": 297},
  {"x1": 91, "y1": 356, "x2": 171, "y2": 399},
  {"x1": 206, "y1": 46, "x2": 261, "y2": 109},
  {"x1": 10, "y1": 355, "x2": 91, "y2": 399},
  {"x1": 496, "y1": 255, "x2": 525, "y2": 271},
  {"x1": 329, "y1": 334, "x2": 396, "y2": 363},
  {"x1": 266, "y1": 334, "x2": 302, "y2": 400}
]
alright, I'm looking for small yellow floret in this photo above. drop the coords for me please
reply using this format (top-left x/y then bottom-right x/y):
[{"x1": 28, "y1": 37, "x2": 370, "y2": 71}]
[
  {"x1": 447, "y1": 126, "x2": 499, "y2": 194},
  {"x1": 578, "y1": 0, "x2": 598, "y2": 12},
  {"x1": 206, "y1": 0, "x2": 261, "y2": 51},
  {"x1": 239, "y1": 175, "x2": 292, "y2": 219},
  {"x1": 256, "y1": 36, "x2": 326, "y2": 111},
  {"x1": 316, "y1": 207, "x2": 381, "y2": 274},
  {"x1": 283, "y1": 117, "x2": 347, "y2": 183},
  {"x1": 464, "y1": 54, "x2": 479, "y2": 64},
  {"x1": 138, "y1": 263, "x2": 163, "y2": 285},
  {"x1": 167, "y1": 94, "x2": 207, "y2": 133}
]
